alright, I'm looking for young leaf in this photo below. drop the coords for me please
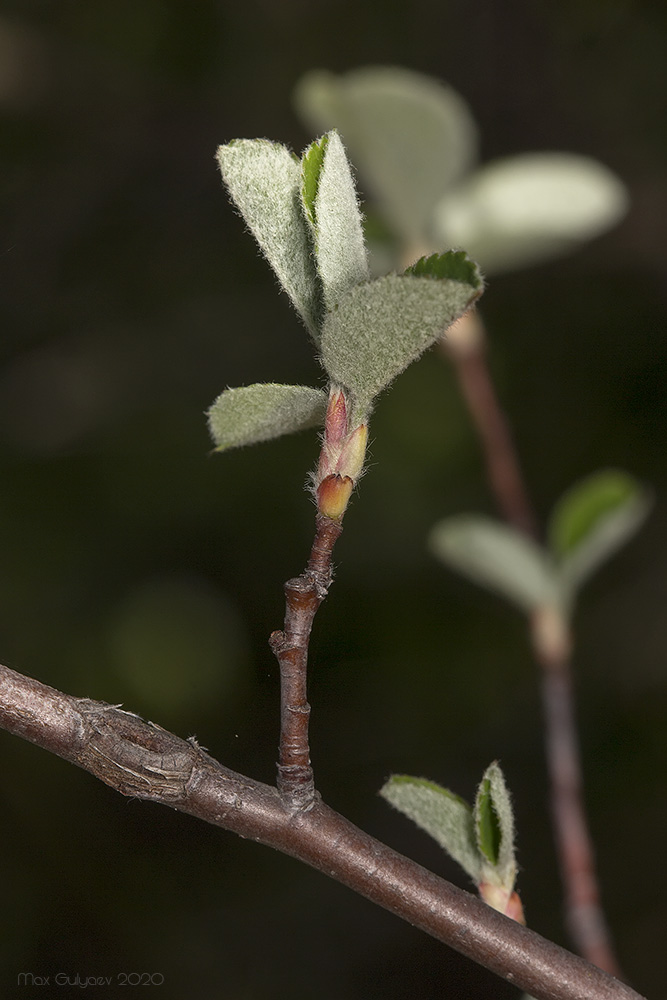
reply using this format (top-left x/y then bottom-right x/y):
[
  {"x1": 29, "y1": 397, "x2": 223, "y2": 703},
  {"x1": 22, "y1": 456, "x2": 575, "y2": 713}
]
[
  {"x1": 301, "y1": 133, "x2": 329, "y2": 229},
  {"x1": 429, "y1": 515, "x2": 560, "y2": 615},
  {"x1": 380, "y1": 775, "x2": 481, "y2": 883},
  {"x1": 549, "y1": 469, "x2": 651, "y2": 597},
  {"x1": 474, "y1": 762, "x2": 516, "y2": 887},
  {"x1": 216, "y1": 140, "x2": 321, "y2": 337},
  {"x1": 475, "y1": 777, "x2": 501, "y2": 865},
  {"x1": 320, "y1": 254, "x2": 482, "y2": 418},
  {"x1": 404, "y1": 249, "x2": 481, "y2": 285},
  {"x1": 294, "y1": 66, "x2": 478, "y2": 246},
  {"x1": 207, "y1": 384, "x2": 327, "y2": 452},
  {"x1": 301, "y1": 130, "x2": 369, "y2": 311},
  {"x1": 434, "y1": 152, "x2": 628, "y2": 274}
]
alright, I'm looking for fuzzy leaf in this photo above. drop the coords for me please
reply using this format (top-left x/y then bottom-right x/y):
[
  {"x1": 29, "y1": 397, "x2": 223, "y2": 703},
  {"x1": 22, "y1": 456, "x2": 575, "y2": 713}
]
[
  {"x1": 294, "y1": 67, "x2": 478, "y2": 246},
  {"x1": 474, "y1": 763, "x2": 516, "y2": 887},
  {"x1": 435, "y1": 153, "x2": 628, "y2": 274},
  {"x1": 549, "y1": 470, "x2": 651, "y2": 597},
  {"x1": 216, "y1": 140, "x2": 321, "y2": 337},
  {"x1": 301, "y1": 130, "x2": 369, "y2": 311},
  {"x1": 429, "y1": 515, "x2": 560, "y2": 615},
  {"x1": 320, "y1": 254, "x2": 482, "y2": 417},
  {"x1": 207, "y1": 384, "x2": 327, "y2": 452},
  {"x1": 380, "y1": 775, "x2": 481, "y2": 883}
]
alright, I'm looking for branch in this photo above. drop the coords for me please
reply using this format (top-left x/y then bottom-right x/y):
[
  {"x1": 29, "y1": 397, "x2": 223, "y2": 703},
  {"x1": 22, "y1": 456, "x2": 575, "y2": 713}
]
[
  {"x1": 445, "y1": 310, "x2": 622, "y2": 975},
  {"x1": 532, "y1": 610, "x2": 623, "y2": 977},
  {"x1": 269, "y1": 513, "x2": 343, "y2": 810},
  {"x1": 445, "y1": 310, "x2": 537, "y2": 538},
  {"x1": 0, "y1": 662, "x2": 644, "y2": 1000}
]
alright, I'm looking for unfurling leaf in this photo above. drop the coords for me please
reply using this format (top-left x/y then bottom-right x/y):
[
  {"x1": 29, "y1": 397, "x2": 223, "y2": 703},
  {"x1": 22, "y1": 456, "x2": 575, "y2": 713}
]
[
  {"x1": 207, "y1": 384, "x2": 327, "y2": 451},
  {"x1": 301, "y1": 130, "x2": 369, "y2": 311},
  {"x1": 429, "y1": 515, "x2": 560, "y2": 614},
  {"x1": 320, "y1": 252, "x2": 482, "y2": 419},
  {"x1": 549, "y1": 469, "x2": 651, "y2": 598},
  {"x1": 474, "y1": 762, "x2": 516, "y2": 887},
  {"x1": 380, "y1": 775, "x2": 481, "y2": 882},
  {"x1": 216, "y1": 140, "x2": 321, "y2": 337}
]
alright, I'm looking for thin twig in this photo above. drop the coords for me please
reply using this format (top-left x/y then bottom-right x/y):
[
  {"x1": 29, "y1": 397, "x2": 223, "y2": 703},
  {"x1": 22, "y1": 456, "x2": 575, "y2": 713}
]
[
  {"x1": 446, "y1": 310, "x2": 537, "y2": 537},
  {"x1": 445, "y1": 309, "x2": 623, "y2": 974},
  {"x1": 0, "y1": 662, "x2": 645, "y2": 1000},
  {"x1": 532, "y1": 610, "x2": 623, "y2": 977},
  {"x1": 269, "y1": 514, "x2": 343, "y2": 810}
]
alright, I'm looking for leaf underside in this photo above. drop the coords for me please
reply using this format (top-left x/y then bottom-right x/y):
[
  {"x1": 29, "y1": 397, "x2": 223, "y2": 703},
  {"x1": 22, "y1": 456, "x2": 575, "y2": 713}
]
[
  {"x1": 429, "y1": 515, "x2": 560, "y2": 615},
  {"x1": 207, "y1": 383, "x2": 327, "y2": 451},
  {"x1": 216, "y1": 140, "x2": 321, "y2": 337},
  {"x1": 380, "y1": 775, "x2": 481, "y2": 883},
  {"x1": 306, "y1": 130, "x2": 369, "y2": 311}
]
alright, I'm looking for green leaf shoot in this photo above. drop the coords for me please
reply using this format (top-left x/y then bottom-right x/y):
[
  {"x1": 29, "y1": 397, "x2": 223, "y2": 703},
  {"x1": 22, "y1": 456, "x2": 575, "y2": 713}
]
[
  {"x1": 380, "y1": 775, "x2": 481, "y2": 883},
  {"x1": 475, "y1": 776, "x2": 501, "y2": 865},
  {"x1": 207, "y1": 383, "x2": 327, "y2": 452},
  {"x1": 474, "y1": 762, "x2": 516, "y2": 888},
  {"x1": 301, "y1": 133, "x2": 329, "y2": 229},
  {"x1": 429, "y1": 515, "x2": 561, "y2": 615},
  {"x1": 216, "y1": 140, "x2": 322, "y2": 338}
]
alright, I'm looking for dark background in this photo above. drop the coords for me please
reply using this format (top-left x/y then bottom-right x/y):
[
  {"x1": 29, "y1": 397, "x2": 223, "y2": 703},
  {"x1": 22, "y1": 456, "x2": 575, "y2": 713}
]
[{"x1": 1, "y1": 1, "x2": 666, "y2": 997}]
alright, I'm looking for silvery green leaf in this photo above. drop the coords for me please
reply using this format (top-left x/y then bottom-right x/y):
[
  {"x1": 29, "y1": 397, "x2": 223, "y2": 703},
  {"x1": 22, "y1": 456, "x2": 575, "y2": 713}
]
[
  {"x1": 429, "y1": 515, "x2": 561, "y2": 615},
  {"x1": 216, "y1": 140, "x2": 321, "y2": 337},
  {"x1": 294, "y1": 67, "x2": 478, "y2": 246},
  {"x1": 380, "y1": 775, "x2": 481, "y2": 883},
  {"x1": 320, "y1": 252, "x2": 482, "y2": 418},
  {"x1": 434, "y1": 153, "x2": 628, "y2": 274},
  {"x1": 549, "y1": 469, "x2": 651, "y2": 598},
  {"x1": 300, "y1": 130, "x2": 369, "y2": 311},
  {"x1": 207, "y1": 383, "x2": 327, "y2": 451},
  {"x1": 474, "y1": 762, "x2": 516, "y2": 888}
]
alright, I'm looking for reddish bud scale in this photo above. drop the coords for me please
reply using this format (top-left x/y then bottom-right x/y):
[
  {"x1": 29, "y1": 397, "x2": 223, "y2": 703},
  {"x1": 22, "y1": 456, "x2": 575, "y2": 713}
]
[
  {"x1": 316, "y1": 388, "x2": 368, "y2": 520},
  {"x1": 317, "y1": 474, "x2": 354, "y2": 521},
  {"x1": 478, "y1": 882, "x2": 526, "y2": 925}
]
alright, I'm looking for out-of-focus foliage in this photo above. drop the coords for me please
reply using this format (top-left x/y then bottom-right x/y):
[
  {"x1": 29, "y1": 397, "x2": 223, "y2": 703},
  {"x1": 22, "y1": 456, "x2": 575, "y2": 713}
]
[{"x1": 295, "y1": 66, "x2": 628, "y2": 272}]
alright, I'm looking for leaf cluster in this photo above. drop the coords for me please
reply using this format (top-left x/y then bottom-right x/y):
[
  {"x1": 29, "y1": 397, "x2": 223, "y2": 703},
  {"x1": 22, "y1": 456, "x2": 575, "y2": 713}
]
[
  {"x1": 208, "y1": 131, "x2": 483, "y2": 450},
  {"x1": 381, "y1": 762, "x2": 518, "y2": 899}
]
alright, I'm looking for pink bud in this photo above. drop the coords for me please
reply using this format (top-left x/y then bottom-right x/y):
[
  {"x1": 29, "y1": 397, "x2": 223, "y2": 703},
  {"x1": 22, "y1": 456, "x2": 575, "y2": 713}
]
[
  {"x1": 318, "y1": 389, "x2": 349, "y2": 481},
  {"x1": 325, "y1": 389, "x2": 348, "y2": 447}
]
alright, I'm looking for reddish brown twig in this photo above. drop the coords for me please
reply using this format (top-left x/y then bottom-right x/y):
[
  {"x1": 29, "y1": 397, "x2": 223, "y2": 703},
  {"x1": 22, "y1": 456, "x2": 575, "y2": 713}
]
[
  {"x1": 446, "y1": 310, "x2": 536, "y2": 537},
  {"x1": 532, "y1": 609, "x2": 623, "y2": 977},
  {"x1": 0, "y1": 662, "x2": 645, "y2": 1000},
  {"x1": 445, "y1": 310, "x2": 622, "y2": 975},
  {"x1": 269, "y1": 514, "x2": 343, "y2": 810}
]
